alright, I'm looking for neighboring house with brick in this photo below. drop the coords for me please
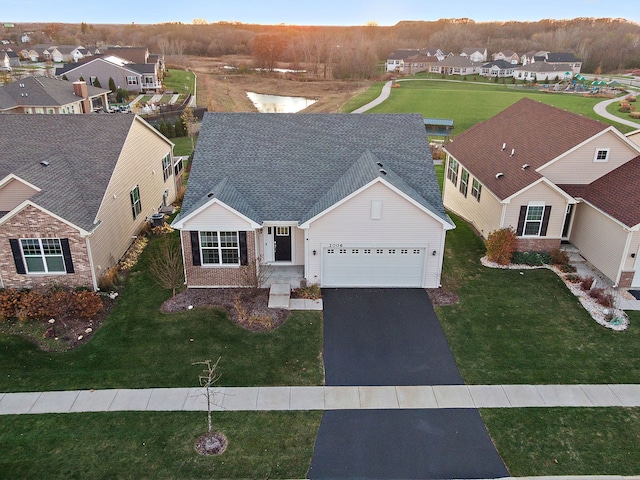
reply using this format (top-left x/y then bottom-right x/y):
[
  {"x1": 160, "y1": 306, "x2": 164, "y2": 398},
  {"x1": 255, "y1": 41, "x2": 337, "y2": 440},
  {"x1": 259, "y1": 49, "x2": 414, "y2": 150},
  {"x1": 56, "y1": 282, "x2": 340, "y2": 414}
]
[
  {"x1": 0, "y1": 76, "x2": 109, "y2": 114},
  {"x1": 55, "y1": 55, "x2": 162, "y2": 93},
  {"x1": 443, "y1": 98, "x2": 640, "y2": 288},
  {"x1": 0, "y1": 114, "x2": 177, "y2": 290},
  {"x1": 172, "y1": 113, "x2": 454, "y2": 289}
]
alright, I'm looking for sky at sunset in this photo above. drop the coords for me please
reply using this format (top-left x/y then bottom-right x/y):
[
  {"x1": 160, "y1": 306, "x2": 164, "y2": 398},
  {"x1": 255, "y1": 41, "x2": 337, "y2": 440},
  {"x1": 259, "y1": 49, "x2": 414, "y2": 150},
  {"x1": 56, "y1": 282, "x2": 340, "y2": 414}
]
[{"x1": 2, "y1": 0, "x2": 637, "y2": 26}]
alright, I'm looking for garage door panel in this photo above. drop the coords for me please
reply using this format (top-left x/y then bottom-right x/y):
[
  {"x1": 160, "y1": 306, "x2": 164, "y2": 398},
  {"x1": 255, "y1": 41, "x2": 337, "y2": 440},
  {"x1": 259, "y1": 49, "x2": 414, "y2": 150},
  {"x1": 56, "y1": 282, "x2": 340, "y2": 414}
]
[{"x1": 322, "y1": 247, "x2": 425, "y2": 287}]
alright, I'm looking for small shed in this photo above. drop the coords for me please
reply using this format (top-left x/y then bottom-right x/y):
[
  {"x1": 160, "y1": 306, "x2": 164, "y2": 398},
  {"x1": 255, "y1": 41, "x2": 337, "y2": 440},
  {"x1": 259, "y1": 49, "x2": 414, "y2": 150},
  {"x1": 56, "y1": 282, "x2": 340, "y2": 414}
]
[{"x1": 423, "y1": 118, "x2": 454, "y2": 138}]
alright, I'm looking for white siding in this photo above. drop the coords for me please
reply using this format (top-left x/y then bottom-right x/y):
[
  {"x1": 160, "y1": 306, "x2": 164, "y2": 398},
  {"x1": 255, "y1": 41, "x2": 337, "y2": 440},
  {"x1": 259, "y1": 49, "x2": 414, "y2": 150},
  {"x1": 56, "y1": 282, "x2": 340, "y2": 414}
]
[
  {"x1": 181, "y1": 202, "x2": 254, "y2": 231},
  {"x1": 306, "y1": 181, "x2": 447, "y2": 288},
  {"x1": 503, "y1": 182, "x2": 568, "y2": 237},
  {"x1": 540, "y1": 131, "x2": 639, "y2": 185},
  {"x1": 570, "y1": 202, "x2": 629, "y2": 284}
]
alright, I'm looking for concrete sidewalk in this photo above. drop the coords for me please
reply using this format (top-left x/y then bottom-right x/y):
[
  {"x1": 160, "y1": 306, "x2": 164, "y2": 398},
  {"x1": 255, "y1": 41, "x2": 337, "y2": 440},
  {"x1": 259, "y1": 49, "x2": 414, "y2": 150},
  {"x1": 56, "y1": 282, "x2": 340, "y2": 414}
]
[{"x1": 2, "y1": 384, "x2": 640, "y2": 415}]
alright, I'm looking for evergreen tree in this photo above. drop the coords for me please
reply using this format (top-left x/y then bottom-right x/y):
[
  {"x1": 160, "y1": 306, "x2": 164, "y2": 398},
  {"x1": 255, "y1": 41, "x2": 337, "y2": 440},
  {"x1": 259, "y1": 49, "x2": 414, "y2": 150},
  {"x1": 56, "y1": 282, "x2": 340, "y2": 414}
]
[
  {"x1": 166, "y1": 119, "x2": 176, "y2": 138},
  {"x1": 159, "y1": 119, "x2": 169, "y2": 137},
  {"x1": 93, "y1": 78, "x2": 102, "y2": 88},
  {"x1": 79, "y1": 75, "x2": 85, "y2": 82},
  {"x1": 174, "y1": 117, "x2": 186, "y2": 137},
  {"x1": 108, "y1": 77, "x2": 116, "y2": 92}
]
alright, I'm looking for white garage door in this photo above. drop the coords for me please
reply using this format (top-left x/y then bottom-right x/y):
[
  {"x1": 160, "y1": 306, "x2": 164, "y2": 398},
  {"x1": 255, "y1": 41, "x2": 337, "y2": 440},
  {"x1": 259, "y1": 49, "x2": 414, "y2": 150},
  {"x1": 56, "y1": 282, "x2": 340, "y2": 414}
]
[{"x1": 322, "y1": 246, "x2": 426, "y2": 287}]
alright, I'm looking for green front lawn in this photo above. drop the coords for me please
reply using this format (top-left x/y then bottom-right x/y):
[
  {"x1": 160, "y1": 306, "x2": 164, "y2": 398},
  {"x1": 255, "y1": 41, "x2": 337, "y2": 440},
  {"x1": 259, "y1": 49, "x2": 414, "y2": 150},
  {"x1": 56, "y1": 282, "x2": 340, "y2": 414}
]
[
  {"x1": 0, "y1": 411, "x2": 321, "y2": 479},
  {"x1": 482, "y1": 408, "x2": 640, "y2": 476},
  {"x1": 0, "y1": 234, "x2": 324, "y2": 393},
  {"x1": 340, "y1": 81, "x2": 386, "y2": 112},
  {"x1": 367, "y1": 80, "x2": 634, "y2": 134},
  {"x1": 436, "y1": 212, "x2": 640, "y2": 385}
]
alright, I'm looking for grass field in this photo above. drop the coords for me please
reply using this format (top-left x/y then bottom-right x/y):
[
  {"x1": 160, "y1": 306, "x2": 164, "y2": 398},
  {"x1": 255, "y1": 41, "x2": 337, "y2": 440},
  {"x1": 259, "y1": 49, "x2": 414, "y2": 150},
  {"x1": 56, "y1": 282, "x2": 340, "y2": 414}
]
[
  {"x1": 0, "y1": 411, "x2": 321, "y2": 479},
  {"x1": 163, "y1": 69, "x2": 196, "y2": 95},
  {"x1": 366, "y1": 80, "x2": 636, "y2": 135}
]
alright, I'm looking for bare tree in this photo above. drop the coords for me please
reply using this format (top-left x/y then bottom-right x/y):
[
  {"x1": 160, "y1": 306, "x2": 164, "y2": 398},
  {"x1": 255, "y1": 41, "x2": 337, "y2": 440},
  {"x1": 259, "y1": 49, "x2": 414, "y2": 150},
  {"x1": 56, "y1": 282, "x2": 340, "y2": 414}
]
[
  {"x1": 181, "y1": 107, "x2": 199, "y2": 151},
  {"x1": 148, "y1": 233, "x2": 184, "y2": 296},
  {"x1": 192, "y1": 358, "x2": 222, "y2": 433}
]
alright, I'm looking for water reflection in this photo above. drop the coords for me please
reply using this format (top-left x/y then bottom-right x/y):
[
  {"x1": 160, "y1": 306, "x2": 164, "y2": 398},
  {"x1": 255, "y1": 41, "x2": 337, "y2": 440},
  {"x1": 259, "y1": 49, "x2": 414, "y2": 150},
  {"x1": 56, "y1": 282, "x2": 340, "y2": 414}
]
[{"x1": 246, "y1": 92, "x2": 317, "y2": 113}]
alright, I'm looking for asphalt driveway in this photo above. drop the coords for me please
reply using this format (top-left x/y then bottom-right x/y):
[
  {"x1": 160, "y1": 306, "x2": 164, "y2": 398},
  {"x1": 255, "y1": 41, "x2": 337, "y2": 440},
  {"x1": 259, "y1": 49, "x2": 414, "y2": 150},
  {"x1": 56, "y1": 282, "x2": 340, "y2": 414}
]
[
  {"x1": 309, "y1": 288, "x2": 508, "y2": 479},
  {"x1": 322, "y1": 288, "x2": 464, "y2": 386}
]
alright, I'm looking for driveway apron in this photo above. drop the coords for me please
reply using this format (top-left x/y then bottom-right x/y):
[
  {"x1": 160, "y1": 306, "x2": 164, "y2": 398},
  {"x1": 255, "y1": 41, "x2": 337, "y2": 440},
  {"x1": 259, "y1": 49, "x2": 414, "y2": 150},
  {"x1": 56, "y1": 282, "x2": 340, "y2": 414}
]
[
  {"x1": 322, "y1": 288, "x2": 463, "y2": 386},
  {"x1": 309, "y1": 289, "x2": 508, "y2": 479}
]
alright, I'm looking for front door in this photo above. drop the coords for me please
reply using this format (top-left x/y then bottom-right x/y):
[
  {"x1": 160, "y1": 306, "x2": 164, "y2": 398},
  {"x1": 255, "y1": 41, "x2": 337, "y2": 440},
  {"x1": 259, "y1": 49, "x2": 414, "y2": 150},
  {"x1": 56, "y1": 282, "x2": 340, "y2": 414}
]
[
  {"x1": 274, "y1": 226, "x2": 292, "y2": 262},
  {"x1": 562, "y1": 203, "x2": 574, "y2": 239}
]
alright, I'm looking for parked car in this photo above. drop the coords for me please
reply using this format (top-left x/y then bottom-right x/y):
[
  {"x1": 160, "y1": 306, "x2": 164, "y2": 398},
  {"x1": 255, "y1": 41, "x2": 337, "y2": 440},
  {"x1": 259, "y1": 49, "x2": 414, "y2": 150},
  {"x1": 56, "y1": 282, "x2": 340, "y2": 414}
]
[{"x1": 0, "y1": 66, "x2": 12, "y2": 72}]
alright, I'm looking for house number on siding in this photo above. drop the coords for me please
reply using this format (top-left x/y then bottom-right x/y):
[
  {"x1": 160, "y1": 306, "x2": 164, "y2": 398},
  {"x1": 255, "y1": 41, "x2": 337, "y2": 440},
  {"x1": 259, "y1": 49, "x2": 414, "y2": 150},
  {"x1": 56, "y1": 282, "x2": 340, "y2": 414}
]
[{"x1": 328, "y1": 243, "x2": 343, "y2": 247}]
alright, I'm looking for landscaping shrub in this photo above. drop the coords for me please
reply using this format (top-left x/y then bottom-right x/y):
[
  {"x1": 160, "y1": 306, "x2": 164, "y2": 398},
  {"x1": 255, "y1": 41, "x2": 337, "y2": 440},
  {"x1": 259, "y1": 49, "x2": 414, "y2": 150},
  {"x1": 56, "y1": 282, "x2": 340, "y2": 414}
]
[
  {"x1": 560, "y1": 263, "x2": 577, "y2": 273},
  {"x1": 580, "y1": 276, "x2": 595, "y2": 290},
  {"x1": 511, "y1": 251, "x2": 552, "y2": 266},
  {"x1": 0, "y1": 288, "x2": 103, "y2": 322},
  {"x1": 550, "y1": 248, "x2": 570, "y2": 265},
  {"x1": 588, "y1": 287, "x2": 613, "y2": 307},
  {"x1": 564, "y1": 274, "x2": 581, "y2": 283},
  {"x1": 292, "y1": 284, "x2": 322, "y2": 300},
  {"x1": 486, "y1": 227, "x2": 517, "y2": 265},
  {"x1": 631, "y1": 111, "x2": 640, "y2": 119}
]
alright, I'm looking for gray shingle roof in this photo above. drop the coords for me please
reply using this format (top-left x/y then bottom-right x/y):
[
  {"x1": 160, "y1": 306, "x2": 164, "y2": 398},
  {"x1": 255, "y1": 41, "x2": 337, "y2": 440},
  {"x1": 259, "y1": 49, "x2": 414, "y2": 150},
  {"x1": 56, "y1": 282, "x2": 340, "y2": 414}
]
[
  {"x1": 178, "y1": 113, "x2": 449, "y2": 226},
  {"x1": 0, "y1": 76, "x2": 109, "y2": 110},
  {"x1": 0, "y1": 114, "x2": 137, "y2": 232}
]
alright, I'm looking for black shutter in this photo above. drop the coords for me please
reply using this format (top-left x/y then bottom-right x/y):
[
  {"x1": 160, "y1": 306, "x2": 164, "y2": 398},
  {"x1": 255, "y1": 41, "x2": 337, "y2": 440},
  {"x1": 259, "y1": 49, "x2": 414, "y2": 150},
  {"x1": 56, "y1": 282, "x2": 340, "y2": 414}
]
[
  {"x1": 190, "y1": 231, "x2": 201, "y2": 266},
  {"x1": 517, "y1": 206, "x2": 527, "y2": 236},
  {"x1": 239, "y1": 231, "x2": 248, "y2": 266},
  {"x1": 540, "y1": 206, "x2": 552, "y2": 236},
  {"x1": 60, "y1": 238, "x2": 75, "y2": 273},
  {"x1": 9, "y1": 239, "x2": 26, "y2": 274}
]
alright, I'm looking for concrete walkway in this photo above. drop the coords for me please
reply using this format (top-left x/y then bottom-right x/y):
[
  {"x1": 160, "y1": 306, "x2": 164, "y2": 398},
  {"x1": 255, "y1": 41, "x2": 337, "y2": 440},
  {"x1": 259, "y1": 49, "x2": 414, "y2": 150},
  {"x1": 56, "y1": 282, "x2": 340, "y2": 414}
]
[
  {"x1": 593, "y1": 96, "x2": 640, "y2": 129},
  {"x1": 2, "y1": 384, "x2": 640, "y2": 415},
  {"x1": 351, "y1": 81, "x2": 392, "y2": 113}
]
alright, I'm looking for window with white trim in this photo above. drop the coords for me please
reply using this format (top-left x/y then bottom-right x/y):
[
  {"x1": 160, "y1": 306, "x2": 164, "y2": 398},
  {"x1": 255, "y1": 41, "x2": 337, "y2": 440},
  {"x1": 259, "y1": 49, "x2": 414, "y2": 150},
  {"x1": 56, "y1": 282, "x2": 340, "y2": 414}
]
[
  {"x1": 162, "y1": 154, "x2": 172, "y2": 182},
  {"x1": 447, "y1": 157, "x2": 459, "y2": 185},
  {"x1": 126, "y1": 76, "x2": 139, "y2": 85},
  {"x1": 459, "y1": 169, "x2": 469, "y2": 197},
  {"x1": 594, "y1": 148, "x2": 609, "y2": 162},
  {"x1": 130, "y1": 185, "x2": 142, "y2": 219},
  {"x1": 20, "y1": 238, "x2": 65, "y2": 273},
  {"x1": 200, "y1": 231, "x2": 239, "y2": 265},
  {"x1": 471, "y1": 179, "x2": 482, "y2": 201},
  {"x1": 524, "y1": 205, "x2": 545, "y2": 236}
]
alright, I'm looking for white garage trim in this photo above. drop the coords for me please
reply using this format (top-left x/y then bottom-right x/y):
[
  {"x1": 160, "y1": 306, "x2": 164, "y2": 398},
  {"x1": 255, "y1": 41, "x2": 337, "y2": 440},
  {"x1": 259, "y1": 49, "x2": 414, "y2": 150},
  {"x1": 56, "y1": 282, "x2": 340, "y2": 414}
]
[{"x1": 321, "y1": 245, "x2": 427, "y2": 287}]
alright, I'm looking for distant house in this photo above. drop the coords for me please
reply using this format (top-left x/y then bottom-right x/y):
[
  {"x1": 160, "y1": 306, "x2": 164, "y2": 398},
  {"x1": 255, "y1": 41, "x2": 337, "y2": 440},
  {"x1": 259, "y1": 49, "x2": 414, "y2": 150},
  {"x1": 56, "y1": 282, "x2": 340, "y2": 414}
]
[
  {"x1": 492, "y1": 50, "x2": 520, "y2": 64},
  {"x1": 386, "y1": 49, "x2": 421, "y2": 72},
  {"x1": 5, "y1": 49, "x2": 20, "y2": 67},
  {"x1": 55, "y1": 55, "x2": 162, "y2": 93},
  {"x1": 0, "y1": 76, "x2": 110, "y2": 114},
  {"x1": 460, "y1": 47, "x2": 487, "y2": 63},
  {"x1": 400, "y1": 53, "x2": 439, "y2": 74},
  {"x1": 0, "y1": 114, "x2": 178, "y2": 290},
  {"x1": 514, "y1": 62, "x2": 573, "y2": 82},
  {"x1": 172, "y1": 113, "x2": 454, "y2": 289},
  {"x1": 430, "y1": 56, "x2": 483, "y2": 76},
  {"x1": 481, "y1": 60, "x2": 516, "y2": 78},
  {"x1": 443, "y1": 98, "x2": 640, "y2": 288}
]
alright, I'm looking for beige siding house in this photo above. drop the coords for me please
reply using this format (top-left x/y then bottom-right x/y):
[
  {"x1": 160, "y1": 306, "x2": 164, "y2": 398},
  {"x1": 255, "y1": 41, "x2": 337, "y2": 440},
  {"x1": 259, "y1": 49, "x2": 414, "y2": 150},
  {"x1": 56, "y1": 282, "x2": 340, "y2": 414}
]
[
  {"x1": 443, "y1": 98, "x2": 640, "y2": 288},
  {"x1": 172, "y1": 113, "x2": 454, "y2": 289},
  {"x1": 0, "y1": 114, "x2": 177, "y2": 290}
]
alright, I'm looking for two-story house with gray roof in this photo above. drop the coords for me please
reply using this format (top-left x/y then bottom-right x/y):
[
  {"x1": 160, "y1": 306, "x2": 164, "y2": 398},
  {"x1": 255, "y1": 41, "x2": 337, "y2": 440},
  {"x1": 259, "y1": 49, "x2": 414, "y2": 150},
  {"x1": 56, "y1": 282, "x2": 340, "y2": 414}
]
[
  {"x1": 172, "y1": 113, "x2": 454, "y2": 289},
  {"x1": 0, "y1": 114, "x2": 177, "y2": 290},
  {"x1": 443, "y1": 98, "x2": 640, "y2": 288}
]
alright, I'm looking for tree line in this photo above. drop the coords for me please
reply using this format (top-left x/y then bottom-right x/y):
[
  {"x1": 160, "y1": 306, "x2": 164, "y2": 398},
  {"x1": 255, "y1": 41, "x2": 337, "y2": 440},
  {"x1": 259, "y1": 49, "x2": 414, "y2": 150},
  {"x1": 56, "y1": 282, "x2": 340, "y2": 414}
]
[{"x1": 5, "y1": 17, "x2": 640, "y2": 77}]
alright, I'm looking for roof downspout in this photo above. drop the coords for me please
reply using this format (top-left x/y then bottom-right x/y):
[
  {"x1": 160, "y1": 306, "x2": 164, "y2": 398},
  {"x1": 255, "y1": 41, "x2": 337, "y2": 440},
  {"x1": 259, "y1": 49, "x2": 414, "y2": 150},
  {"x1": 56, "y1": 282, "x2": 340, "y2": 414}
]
[
  {"x1": 499, "y1": 202, "x2": 508, "y2": 229},
  {"x1": 85, "y1": 236, "x2": 98, "y2": 291}
]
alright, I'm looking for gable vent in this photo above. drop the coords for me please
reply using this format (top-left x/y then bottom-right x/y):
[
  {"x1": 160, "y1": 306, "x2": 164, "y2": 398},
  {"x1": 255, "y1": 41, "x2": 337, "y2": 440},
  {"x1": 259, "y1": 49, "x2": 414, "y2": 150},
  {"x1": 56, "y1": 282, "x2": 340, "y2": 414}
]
[
  {"x1": 495, "y1": 172, "x2": 504, "y2": 179},
  {"x1": 522, "y1": 164, "x2": 530, "y2": 170}
]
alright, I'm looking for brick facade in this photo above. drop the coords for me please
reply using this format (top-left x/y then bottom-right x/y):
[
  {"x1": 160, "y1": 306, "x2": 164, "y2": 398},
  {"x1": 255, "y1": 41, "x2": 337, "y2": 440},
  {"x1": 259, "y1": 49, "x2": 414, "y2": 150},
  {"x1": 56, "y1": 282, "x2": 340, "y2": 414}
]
[
  {"x1": 0, "y1": 205, "x2": 94, "y2": 289},
  {"x1": 183, "y1": 230, "x2": 257, "y2": 287},
  {"x1": 516, "y1": 237, "x2": 561, "y2": 252},
  {"x1": 618, "y1": 271, "x2": 634, "y2": 288}
]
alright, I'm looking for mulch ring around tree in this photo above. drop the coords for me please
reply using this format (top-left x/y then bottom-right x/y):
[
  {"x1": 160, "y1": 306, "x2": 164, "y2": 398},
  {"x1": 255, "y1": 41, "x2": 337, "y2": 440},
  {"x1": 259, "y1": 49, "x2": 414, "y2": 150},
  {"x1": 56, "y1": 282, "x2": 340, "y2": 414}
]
[
  {"x1": 194, "y1": 431, "x2": 228, "y2": 456},
  {"x1": 160, "y1": 288, "x2": 290, "y2": 332}
]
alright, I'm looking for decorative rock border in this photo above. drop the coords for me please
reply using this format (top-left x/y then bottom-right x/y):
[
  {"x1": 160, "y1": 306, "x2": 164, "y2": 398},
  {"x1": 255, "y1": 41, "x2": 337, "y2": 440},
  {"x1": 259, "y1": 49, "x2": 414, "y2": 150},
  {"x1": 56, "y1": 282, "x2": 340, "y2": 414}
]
[{"x1": 480, "y1": 256, "x2": 629, "y2": 331}]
